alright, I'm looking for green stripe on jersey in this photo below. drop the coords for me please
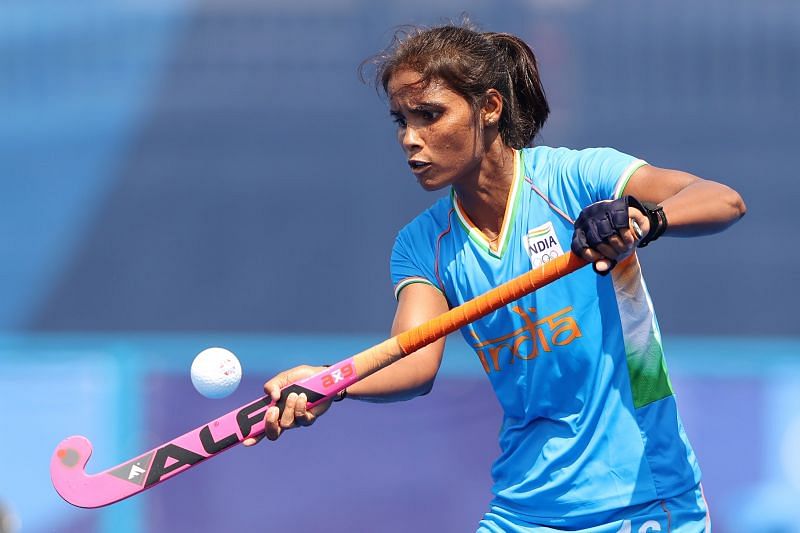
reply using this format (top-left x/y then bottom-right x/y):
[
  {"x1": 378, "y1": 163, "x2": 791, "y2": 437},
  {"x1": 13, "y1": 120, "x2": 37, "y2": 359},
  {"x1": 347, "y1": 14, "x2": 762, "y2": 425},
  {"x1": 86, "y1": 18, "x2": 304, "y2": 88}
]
[{"x1": 626, "y1": 339, "x2": 674, "y2": 409}]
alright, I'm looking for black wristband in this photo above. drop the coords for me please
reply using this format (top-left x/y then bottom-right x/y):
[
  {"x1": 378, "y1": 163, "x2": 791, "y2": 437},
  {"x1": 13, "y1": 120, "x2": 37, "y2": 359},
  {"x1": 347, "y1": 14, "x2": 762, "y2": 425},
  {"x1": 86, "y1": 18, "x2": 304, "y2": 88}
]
[
  {"x1": 627, "y1": 196, "x2": 668, "y2": 248},
  {"x1": 332, "y1": 388, "x2": 348, "y2": 402}
]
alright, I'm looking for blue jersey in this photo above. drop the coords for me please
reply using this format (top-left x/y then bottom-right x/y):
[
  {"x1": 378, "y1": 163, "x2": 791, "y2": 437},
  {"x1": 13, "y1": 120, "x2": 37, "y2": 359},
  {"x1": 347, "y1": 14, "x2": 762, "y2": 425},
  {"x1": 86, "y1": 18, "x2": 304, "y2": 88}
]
[{"x1": 390, "y1": 147, "x2": 701, "y2": 524}]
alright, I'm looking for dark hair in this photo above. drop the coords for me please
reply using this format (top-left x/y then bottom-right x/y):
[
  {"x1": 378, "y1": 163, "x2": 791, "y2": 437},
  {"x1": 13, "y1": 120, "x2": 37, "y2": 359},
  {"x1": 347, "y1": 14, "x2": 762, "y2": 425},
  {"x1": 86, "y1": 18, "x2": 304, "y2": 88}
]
[{"x1": 361, "y1": 21, "x2": 549, "y2": 149}]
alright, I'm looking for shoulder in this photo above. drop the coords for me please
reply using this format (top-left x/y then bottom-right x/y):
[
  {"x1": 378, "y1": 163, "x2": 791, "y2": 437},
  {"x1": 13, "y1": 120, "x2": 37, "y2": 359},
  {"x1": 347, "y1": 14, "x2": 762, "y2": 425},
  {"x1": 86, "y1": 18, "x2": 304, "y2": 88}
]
[
  {"x1": 390, "y1": 195, "x2": 452, "y2": 292},
  {"x1": 395, "y1": 194, "x2": 454, "y2": 247},
  {"x1": 522, "y1": 146, "x2": 635, "y2": 170},
  {"x1": 523, "y1": 146, "x2": 643, "y2": 189},
  {"x1": 521, "y1": 146, "x2": 647, "y2": 210},
  {"x1": 521, "y1": 146, "x2": 584, "y2": 184}
]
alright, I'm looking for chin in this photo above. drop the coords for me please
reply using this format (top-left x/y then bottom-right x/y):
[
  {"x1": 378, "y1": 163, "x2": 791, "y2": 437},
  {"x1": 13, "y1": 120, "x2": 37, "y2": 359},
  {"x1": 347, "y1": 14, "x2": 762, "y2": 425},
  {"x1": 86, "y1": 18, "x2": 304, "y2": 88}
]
[
  {"x1": 415, "y1": 182, "x2": 438, "y2": 192},
  {"x1": 417, "y1": 181, "x2": 449, "y2": 192},
  {"x1": 415, "y1": 174, "x2": 451, "y2": 192}
]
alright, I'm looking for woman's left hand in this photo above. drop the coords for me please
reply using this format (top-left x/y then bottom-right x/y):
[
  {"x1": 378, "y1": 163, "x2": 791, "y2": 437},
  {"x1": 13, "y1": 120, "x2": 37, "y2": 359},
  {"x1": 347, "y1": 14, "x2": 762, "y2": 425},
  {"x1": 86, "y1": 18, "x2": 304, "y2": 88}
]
[{"x1": 571, "y1": 197, "x2": 648, "y2": 274}]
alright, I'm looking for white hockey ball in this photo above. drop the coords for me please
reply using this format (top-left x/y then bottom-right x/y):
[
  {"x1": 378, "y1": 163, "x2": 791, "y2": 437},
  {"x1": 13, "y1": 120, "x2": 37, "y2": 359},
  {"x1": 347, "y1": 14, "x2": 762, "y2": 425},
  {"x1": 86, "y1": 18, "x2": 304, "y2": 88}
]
[{"x1": 190, "y1": 347, "x2": 242, "y2": 399}]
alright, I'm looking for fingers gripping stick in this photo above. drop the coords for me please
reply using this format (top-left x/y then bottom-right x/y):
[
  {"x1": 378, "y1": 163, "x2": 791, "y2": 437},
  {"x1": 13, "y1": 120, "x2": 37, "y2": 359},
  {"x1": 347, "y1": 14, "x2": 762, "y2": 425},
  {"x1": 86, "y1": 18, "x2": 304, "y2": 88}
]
[{"x1": 51, "y1": 252, "x2": 588, "y2": 508}]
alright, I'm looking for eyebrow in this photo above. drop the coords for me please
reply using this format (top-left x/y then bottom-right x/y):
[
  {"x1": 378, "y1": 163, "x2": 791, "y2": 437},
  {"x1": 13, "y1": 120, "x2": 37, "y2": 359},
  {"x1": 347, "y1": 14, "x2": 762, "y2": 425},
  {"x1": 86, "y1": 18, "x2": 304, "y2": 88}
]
[
  {"x1": 390, "y1": 102, "x2": 443, "y2": 116},
  {"x1": 413, "y1": 102, "x2": 444, "y2": 111}
]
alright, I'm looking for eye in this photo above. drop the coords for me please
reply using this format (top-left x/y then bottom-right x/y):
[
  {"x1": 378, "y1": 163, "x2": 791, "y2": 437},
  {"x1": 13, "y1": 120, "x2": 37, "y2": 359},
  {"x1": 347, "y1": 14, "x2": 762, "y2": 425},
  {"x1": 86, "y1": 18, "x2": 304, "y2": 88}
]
[
  {"x1": 420, "y1": 110, "x2": 440, "y2": 121},
  {"x1": 412, "y1": 106, "x2": 442, "y2": 123},
  {"x1": 390, "y1": 112, "x2": 406, "y2": 128}
]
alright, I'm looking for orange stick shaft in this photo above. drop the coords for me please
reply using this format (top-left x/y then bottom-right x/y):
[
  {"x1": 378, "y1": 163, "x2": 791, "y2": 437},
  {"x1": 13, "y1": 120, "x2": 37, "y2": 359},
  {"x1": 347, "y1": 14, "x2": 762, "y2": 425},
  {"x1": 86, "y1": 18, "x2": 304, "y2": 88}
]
[{"x1": 395, "y1": 252, "x2": 588, "y2": 354}]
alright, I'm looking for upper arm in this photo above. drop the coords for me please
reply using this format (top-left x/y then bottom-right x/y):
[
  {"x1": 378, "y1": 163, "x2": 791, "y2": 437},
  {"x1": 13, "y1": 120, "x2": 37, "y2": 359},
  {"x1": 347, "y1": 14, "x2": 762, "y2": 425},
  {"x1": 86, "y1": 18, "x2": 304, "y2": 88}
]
[
  {"x1": 392, "y1": 282, "x2": 450, "y2": 337},
  {"x1": 387, "y1": 213, "x2": 451, "y2": 392},
  {"x1": 390, "y1": 283, "x2": 450, "y2": 385},
  {"x1": 622, "y1": 164, "x2": 701, "y2": 204}
]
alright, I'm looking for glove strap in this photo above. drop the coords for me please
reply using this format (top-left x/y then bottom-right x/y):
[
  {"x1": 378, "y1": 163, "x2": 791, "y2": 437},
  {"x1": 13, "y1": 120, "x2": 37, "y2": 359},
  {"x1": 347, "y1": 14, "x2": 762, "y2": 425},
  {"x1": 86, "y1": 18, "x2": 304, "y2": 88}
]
[{"x1": 626, "y1": 196, "x2": 668, "y2": 248}]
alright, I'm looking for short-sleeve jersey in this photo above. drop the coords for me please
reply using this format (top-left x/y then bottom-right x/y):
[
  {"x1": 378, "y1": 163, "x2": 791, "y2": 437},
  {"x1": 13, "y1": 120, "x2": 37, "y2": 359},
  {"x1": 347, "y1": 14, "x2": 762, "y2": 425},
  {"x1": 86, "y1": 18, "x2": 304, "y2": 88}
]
[{"x1": 390, "y1": 147, "x2": 701, "y2": 524}]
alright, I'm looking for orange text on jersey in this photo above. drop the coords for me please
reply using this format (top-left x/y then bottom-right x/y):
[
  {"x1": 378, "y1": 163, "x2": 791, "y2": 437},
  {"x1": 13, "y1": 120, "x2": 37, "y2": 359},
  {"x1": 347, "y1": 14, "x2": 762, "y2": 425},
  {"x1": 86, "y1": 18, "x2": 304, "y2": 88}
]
[{"x1": 470, "y1": 306, "x2": 582, "y2": 373}]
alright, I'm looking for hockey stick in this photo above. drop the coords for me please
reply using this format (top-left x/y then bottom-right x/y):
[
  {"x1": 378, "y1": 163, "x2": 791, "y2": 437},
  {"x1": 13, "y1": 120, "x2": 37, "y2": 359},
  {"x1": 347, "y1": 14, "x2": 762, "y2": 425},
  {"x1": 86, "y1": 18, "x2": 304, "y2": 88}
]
[{"x1": 51, "y1": 252, "x2": 588, "y2": 508}]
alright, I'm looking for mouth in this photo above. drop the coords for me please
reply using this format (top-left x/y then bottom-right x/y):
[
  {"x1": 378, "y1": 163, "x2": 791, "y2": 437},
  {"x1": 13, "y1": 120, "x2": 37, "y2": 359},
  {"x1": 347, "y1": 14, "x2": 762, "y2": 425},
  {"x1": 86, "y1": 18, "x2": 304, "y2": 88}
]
[{"x1": 408, "y1": 159, "x2": 432, "y2": 174}]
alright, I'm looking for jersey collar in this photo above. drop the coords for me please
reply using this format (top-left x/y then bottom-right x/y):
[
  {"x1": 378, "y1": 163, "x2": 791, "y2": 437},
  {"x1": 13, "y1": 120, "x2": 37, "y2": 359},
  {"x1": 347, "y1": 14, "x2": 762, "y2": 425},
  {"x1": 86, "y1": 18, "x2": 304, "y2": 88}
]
[{"x1": 451, "y1": 149, "x2": 524, "y2": 259}]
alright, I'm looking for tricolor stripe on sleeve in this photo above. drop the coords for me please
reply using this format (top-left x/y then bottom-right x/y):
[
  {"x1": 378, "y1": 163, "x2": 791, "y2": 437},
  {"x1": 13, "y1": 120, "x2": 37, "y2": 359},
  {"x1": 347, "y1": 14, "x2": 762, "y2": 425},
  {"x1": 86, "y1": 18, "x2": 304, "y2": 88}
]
[
  {"x1": 393, "y1": 277, "x2": 439, "y2": 300},
  {"x1": 613, "y1": 159, "x2": 649, "y2": 199}
]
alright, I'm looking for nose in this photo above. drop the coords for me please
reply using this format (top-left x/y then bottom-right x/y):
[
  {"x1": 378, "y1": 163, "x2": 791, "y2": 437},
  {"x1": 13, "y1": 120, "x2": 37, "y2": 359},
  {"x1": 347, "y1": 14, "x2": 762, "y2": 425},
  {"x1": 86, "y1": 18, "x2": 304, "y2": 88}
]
[{"x1": 400, "y1": 124, "x2": 423, "y2": 153}]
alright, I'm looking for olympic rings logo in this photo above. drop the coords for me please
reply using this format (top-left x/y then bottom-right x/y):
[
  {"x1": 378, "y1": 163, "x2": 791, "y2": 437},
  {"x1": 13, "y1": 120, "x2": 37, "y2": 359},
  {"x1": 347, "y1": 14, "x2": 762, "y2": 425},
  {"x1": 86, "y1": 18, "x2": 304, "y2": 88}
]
[{"x1": 529, "y1": 250, "x2": 560, "y2": 268}]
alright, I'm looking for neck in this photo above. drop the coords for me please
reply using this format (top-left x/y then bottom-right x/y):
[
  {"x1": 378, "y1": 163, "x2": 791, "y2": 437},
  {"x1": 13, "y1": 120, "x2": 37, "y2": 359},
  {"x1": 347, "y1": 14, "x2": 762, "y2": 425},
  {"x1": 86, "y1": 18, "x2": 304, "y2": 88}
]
[{"x1": 454, "y1": 143, "x2": 517, "y2": 242}]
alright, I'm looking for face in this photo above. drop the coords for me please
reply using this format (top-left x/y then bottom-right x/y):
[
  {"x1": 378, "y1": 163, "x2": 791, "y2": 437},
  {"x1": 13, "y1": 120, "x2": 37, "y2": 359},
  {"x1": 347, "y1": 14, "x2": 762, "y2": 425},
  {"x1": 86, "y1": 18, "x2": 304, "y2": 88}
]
[{"x1": 387, "y1": 69, "x2": 483, "y2": 191}]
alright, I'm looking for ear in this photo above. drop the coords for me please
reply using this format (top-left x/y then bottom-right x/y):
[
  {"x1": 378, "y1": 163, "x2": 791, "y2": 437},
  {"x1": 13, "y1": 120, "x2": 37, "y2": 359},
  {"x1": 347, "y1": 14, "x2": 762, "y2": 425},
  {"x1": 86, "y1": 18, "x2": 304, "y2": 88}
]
[{"x1": 481, "y1": 89, "x2": 504, "y2": 128}]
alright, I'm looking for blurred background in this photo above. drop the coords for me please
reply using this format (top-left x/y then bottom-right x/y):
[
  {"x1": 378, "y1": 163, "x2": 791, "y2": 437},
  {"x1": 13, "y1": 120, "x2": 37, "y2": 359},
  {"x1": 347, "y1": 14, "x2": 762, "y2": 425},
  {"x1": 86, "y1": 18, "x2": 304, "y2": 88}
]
[{"x1": 1, "y1": 0, "x2": 798, "y2": 531}]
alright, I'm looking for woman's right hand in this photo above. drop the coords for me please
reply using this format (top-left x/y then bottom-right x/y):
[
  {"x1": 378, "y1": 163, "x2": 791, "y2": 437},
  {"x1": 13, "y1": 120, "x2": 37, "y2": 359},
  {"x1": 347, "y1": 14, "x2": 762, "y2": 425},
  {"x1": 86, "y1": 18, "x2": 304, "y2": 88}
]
[{"x1": 242, "y1": 365, "x2": 333, "y2": 446}]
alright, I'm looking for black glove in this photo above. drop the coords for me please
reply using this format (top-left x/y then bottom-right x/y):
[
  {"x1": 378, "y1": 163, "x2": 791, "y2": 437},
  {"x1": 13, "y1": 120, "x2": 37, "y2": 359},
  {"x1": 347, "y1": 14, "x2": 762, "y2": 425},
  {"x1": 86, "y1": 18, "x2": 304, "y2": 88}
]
[{"x1": 571, "y1": 196, "x2": 668, "y2": 275}]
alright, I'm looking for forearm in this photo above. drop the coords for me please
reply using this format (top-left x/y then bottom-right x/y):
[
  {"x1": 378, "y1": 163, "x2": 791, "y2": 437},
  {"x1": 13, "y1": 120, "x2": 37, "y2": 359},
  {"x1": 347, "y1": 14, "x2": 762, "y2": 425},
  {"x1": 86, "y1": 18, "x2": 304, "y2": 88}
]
[
  {"x1": 345, "y1": 339, "x2": 444, "y2": 403},
  {"x1": 660, "y1": 179, "x2": 746, "y2": 237}
]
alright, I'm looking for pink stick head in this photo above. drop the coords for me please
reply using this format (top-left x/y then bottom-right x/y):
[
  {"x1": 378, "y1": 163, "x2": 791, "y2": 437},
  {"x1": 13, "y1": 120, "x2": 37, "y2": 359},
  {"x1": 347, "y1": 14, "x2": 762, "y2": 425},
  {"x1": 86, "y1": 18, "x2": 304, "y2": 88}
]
[{"x1": 51, "y1": 435, "x2": 152, "y2": 508}]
